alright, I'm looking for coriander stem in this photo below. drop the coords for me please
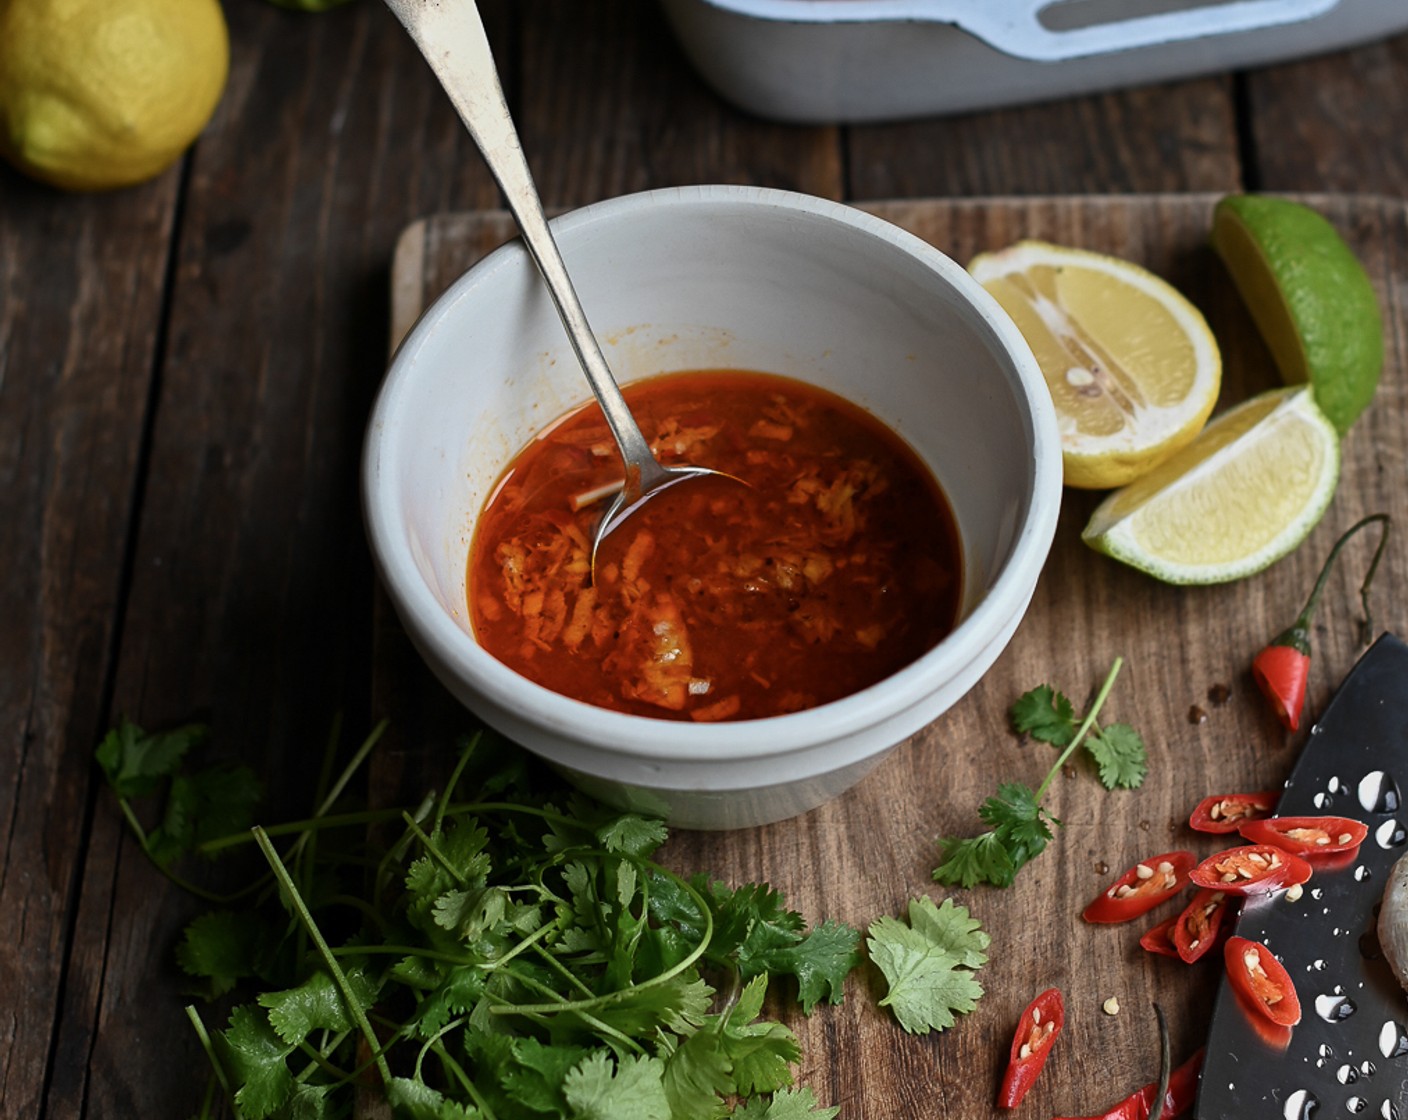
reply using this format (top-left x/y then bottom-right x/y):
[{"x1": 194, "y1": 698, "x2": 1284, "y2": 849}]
[
  {"x1": 1035, "y1": 656, "x2": 1123, "y2": 802},
  {"x1": 185, "y1": 1004, "x2": 233, "y2": 1101},
  {"x1": 252, "y1": 826, "x2": 393, "y2": 1087},
  {"x1": 434, "y1": 732, "x2": 480, "y2": 833},
  {"x1": 432, "y1": 1041, "x2": 497, "y2": 1118}
]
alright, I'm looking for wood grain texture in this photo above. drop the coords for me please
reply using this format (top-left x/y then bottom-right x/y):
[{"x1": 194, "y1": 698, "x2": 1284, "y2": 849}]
[
  {"x1": 1244, "y1": 33, "x2": 1408, "y2": 195},
  {"x1": 0, "y1": 168, "x2": 179, "y2": 1117},
  {"x1": 847, "y1": 78, "x2": 1243, "y2": 199},
  {"x1": 383, "y1": 193, "x2": 1407, "y2": 1118}
]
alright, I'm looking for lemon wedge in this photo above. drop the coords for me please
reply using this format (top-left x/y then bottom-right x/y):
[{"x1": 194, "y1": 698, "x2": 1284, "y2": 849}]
[
  {"x1": 969, "y1": 240, "x2": 1221, "y2": 490},
  {"x1": 1082, "y1": 387, "x2": 1340, "y2": 585},
  {"x1": 1211, "y1": 195, "x2": 1382, "y2": 435}
]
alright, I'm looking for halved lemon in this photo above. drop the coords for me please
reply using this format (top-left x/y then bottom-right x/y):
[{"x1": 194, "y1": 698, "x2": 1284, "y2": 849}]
[
  {"x1": 1082, "y1": 387, "x2": 1340, "y2": 585},
  {"x1": 969, "y1": 241, "x2": 1221, "y2": 490}
]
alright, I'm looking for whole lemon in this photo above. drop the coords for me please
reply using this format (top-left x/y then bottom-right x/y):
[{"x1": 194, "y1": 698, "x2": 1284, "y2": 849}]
[{"x1": 0, "y1": 0, "x2": 230, "y2": 191}]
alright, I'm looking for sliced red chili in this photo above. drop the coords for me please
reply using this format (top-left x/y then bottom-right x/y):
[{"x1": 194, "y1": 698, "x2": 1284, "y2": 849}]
[
  {"x1": 1052, "y1": 1046, "x2": 1205, "y2": 1120},
  {"x1": 1189, "y1": 844, "x2": 1312, "y2": 896},
  {"x1": 1188, "y1": 791, "x2": 1278, "y2": 834},
  {"x1": 1225, "y1": 937, "x2": 1301, "y2": 1027},
  {"x1": 1139, "y1": 914, "x2": 1181, "y2": 958},
  {"x1": 1082, "y1": 851, "x2": 1197, "y2": 924},
  {"x1": 1172, "y1": 888, "x2": 1233, "y2": 963},
  {"x1": 1239, "y1": 814, "x2": 1369, "y2": 857},
  {"x1": 997, "y1": 987, "x2": 1064, "y2": 1109}
]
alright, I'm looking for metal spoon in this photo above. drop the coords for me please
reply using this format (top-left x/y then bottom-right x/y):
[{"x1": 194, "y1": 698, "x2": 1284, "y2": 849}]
[{"x1": 384, "y1": 0, "x2": 736, "y2": 569}]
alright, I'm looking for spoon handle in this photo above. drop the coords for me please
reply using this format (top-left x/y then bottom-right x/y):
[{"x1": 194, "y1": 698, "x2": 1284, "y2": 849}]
[{"x1": 383, "y1": 0, "x2": 664, "y2": 493}]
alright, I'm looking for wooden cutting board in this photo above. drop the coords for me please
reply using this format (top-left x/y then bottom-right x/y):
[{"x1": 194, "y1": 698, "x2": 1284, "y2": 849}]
[{"x1": 378, "y1": 194, "x2": 1408, "y2": 1118}]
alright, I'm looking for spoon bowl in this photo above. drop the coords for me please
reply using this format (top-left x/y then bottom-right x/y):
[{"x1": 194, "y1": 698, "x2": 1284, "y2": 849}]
[{"x1": 384, "y1": 0, "x2": 740, "y2": 565}]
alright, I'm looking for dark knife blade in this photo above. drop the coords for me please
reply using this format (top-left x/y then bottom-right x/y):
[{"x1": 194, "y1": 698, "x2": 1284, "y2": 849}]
[{"x1": 1197, "y1": 633, "x2": 1408, "y2": 1120}]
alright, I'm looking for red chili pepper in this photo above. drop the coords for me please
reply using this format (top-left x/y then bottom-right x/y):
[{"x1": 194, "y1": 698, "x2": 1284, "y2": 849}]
[
  {"x1": 1252, "y1": 513, "x2": 1390, "y2": 731},
  {"x1": 1225, "y1": 937, "x2": 1301, "y2": 1027},
  {"x1": 1189, "y1": 844, "x2": 1312, "y2": 896},
  {"x1": 1171, "y1": 888, "x2": 1233, "y2": 963},
  {"x1": 1052, "y1": 1047, "x2": 1205, "y2": 1120},
  {"x1": 1239, "y1": 814, "x2": 1369, "y2": 858},
  {"x1": 997, "y1": 987, "x2": 1063, "y2": 1109},
  {"x1": 1139, "y1": 914, "x2": 1181, "y2": 958},
  {"x1": 1083, "y1": 851, "x2": 1196, "y2": 924},
  {"x1": 1188, "y1": 791, "x2": 1278, "y2": 834}
]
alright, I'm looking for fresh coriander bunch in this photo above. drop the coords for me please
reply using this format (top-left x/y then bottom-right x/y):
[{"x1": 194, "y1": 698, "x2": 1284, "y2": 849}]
[{"x1": 97, "y1": 722, "x2": 859, "y2": 1119}]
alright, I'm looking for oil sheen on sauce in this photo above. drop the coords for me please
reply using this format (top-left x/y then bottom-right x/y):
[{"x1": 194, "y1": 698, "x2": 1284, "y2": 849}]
[{"x1": 468, "y1": 370, "x2": 962, "y2": 721}]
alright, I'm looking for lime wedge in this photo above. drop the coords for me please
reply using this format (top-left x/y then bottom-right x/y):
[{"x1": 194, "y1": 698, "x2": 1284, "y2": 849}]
[
  {"x1": 1211, "y1": 195, "x2": 1382, "y2": 435},
  {"x1": 1082, "y1": 387, "x2": 1340, "y2": 584}
]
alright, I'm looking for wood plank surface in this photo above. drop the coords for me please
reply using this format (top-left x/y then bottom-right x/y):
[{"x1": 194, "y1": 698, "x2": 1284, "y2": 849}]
[
  {"x1": 0, "y1": 168, "x2": 181, "y2": 1118},
  {"x1": 383, "y1": 192, "x2": 1407, "y2": 1117}
]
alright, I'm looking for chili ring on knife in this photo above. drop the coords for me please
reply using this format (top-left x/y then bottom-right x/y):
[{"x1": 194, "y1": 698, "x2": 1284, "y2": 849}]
[
  {"x1": 1238, "y1": 814, "x2": 1368, "y2": 857},
  {"x1": 1224, "y1": 937, "x2": 1302, "y2": 1027},
  {"x1": 1189, "y1": 844, "x2": 1312, "y2": 895}
]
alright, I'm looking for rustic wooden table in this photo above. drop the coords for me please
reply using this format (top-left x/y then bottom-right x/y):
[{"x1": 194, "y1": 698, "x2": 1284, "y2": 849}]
[{"x1": 4, "y1": 3, "x2": 1407, "y2": 1116}]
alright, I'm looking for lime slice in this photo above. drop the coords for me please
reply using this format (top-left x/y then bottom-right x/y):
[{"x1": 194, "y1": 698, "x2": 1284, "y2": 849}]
[
  {"x1": 1082, "y1": 387, "x2": 1340, "y2": 585},
  {"x1": 1211, "y1": 195, "x2": 1382, "y2": 435},
  {"x1": 969, "y1": 240, "x2": 1221, "y2": 490}
]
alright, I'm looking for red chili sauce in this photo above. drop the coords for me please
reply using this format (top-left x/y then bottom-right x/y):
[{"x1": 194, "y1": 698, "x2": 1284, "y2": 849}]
[{"x1": 468, "y1": 370, "x2": 962, "y2": 721}]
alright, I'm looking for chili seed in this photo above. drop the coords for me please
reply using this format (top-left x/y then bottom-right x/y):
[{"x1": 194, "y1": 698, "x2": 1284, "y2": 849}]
[
  {"x1": 1135, "y1": 863, "x2": 1154, "y2": 880},
  {"x1": 1157, "y1": 861, "x2": 1173, "y2": 874},
  {"x1": 1210, "y1": 803, "x2": 1224, "y2": 820},
  {"x1": 1103, "y1": 997, "x2": 1120, "y2": 1015},
  {"x1": 1032, "y1": 1008, "x2": 1041, "y2": 1025},
  {"x1": 1339, "y1": 833, "x2": 1353, "y2": 844},
  {"x1": 1019, "y1": 1043, "x2": 1032, "y2": 1060},
  {"x1": 1287, "y1": 883, "x2": 1305, "y2": 902}
]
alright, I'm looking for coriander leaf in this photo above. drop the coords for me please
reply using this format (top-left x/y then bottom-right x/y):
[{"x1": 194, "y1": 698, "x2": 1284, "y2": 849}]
[
  {"x1": 932, "y1": 831, "x2": 1014, "y2": 890},
  {"x1": 409, "y1": 965, "x2": 488, "y2": 1039},
  {"x1": 980, "y1": 782, "x2": 1057, "y2": 869},
  {"x1": 175, "y1": 909, "x2": 277, "y2": 998},
  {"x1": 385, "y1": 1077, "x2": 481, "y2": 1120},
  {"x1": 147, "y1": 764, "x2": 261, "y2": 867},
  {"x1": 596, "y1": 813, "x2": 669, "y2": 858},
  {"x1": 662, "y1": 1026, "x2": 734, "y2": 1120},
  {"x1": 1009, "y1": 685, "x2": 1076, "y2": 746},
  {"x1": 740, "y1": 919, "x2": 859, "y2": 1014},
  {"x1": 731, "y1": 1088, "x2": 841, "y2": 1119},
  {"x1": 277, "y1": 1082, "x2": 334, "y2": 1120},
  {"x1": 590, "y1": 974, "x2": 713, "y2": 1038},
  {"x1": 433, "y1": 884, "x2": 509, "y2": 942},
  {"x1": 903, "y1": 898, "x2": 989, "y2": 970},
  {"x1": 562, "y1": 1052, "x2": 671, "y2": 1120},
  {"x1": 867, "y1": 902, "x2": 987, "y2": 1035},
  {"x1": 499, "y1": 1038, "x2": 592, "y2": 1114},
  {"x1": 95, "y1": 718, "x2": 208, "y2": 799},
  {"x1": 219, "y1": 1004, "x2": 295, "y2": 1120},
  {"x1": 1085, "y1": 723, "x2": 1148, "y2": 790},
  {"x1": 718, "y1": 976, "x2": 801, "y2": 1096},
  {"x1": 258, "y1": 966, "x2": 379, "y2": 1046}
]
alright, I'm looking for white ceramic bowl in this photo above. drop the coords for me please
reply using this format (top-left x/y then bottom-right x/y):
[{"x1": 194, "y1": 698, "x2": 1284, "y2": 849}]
[{"x1": 363, "y1": 185, "x2": 1061, "y2": 830}]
